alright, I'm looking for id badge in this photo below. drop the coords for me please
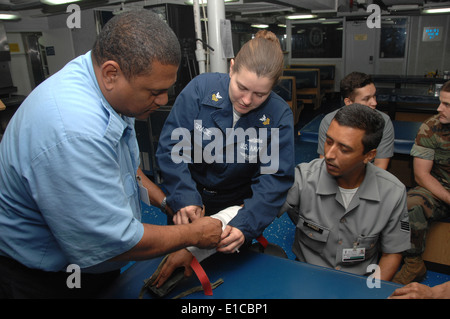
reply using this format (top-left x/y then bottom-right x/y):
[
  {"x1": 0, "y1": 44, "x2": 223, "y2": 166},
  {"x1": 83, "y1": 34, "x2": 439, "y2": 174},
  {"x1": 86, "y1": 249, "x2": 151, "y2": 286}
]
[
  {"x1": 342, "y1": 248, "x2": 365, "y2": 262},
  {"x1": 137, "y1": 175, "x2": 150, "y2": 206}
]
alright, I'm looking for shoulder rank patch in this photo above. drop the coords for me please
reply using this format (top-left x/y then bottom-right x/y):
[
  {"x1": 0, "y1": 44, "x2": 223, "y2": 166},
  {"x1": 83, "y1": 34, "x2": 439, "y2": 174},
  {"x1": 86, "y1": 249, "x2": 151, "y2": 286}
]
[
  {"x1": 400, "y1": 220, "x2": 410, "y2": 232},
  {"x1": 259, "y1": 114, "x2": 270, "y2": 125},
  {"x1": 212, "y1": 92, "x2": 222, "y2": 102}
]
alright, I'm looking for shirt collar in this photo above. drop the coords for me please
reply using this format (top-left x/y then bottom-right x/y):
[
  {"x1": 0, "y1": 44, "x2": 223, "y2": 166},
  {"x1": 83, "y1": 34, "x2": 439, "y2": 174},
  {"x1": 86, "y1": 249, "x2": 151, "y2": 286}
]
[
  {"x1": 316, "y1": 160, "x2": 380, "y2": 202},
  {"x1": 86, "y1": 51, "x2": 133, "y2": 142}
]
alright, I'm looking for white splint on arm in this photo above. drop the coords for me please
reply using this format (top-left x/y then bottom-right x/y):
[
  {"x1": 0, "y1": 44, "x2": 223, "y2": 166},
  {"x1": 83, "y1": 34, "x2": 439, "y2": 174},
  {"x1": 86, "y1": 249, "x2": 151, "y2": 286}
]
[{"x1": 186, "y1": 205, "x2": 241, "y2": 262}]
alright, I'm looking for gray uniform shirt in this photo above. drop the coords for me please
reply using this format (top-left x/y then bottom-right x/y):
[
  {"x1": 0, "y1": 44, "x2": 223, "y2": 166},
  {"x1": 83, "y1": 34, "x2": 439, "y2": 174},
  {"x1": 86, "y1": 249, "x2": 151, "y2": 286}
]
[
  {"x1": 281, "y1": 159, "x2": 410, "y2": 275},
  {"x1": 317, "y1": 108, "x2": 395, "y2": 159}
]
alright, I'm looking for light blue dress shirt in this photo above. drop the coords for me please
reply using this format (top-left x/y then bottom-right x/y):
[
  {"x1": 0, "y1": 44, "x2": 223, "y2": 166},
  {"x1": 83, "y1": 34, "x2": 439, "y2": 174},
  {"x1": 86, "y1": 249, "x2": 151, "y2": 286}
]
[{"x1": 0, "y1": 51, "x2": 144, "y2": 273}]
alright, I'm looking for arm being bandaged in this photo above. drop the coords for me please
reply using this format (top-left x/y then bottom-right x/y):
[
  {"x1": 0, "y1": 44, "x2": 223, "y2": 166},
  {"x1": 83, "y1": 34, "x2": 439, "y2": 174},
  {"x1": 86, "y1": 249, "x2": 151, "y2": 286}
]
[{"x1": 186, "y1": 205, "x2": 241, "y2": 262}]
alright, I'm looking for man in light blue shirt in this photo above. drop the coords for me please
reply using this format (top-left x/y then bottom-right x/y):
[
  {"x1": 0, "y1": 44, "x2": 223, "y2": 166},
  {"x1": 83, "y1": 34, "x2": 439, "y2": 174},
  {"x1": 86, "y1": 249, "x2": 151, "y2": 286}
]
[{"x1": 0, "y1": 10, "x2": 221, "y2": 298}]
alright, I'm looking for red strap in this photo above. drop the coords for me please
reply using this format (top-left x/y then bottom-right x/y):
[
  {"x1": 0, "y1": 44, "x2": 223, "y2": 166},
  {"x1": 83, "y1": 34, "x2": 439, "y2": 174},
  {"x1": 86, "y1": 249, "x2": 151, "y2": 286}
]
[
  {"x1": 189, "y1": 237, "x2": 268, "y2": 296},
  {"x1": 190, "y1": 256, "x2": 213, "y2": 296},
  {"x1": 256, "y1": 235, "x2": 268, "y2": 249}
]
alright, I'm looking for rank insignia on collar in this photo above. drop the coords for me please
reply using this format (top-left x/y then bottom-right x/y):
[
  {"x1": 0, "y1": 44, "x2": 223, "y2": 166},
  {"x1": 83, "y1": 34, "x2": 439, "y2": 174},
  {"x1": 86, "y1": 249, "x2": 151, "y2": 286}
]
[
  {"x1": 212, "y1": 92, "x2": 222, "y2": 102},
  {"x1": 259, "y1": 114, "x2": 270, "y2": 125}
]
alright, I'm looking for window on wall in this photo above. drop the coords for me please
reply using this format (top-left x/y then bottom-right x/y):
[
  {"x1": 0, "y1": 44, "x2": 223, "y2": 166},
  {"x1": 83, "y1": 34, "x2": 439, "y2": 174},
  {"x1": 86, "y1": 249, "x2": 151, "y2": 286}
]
[
  {"x1": 379, "y1": 18, "x2": 408, "y2": 58},
  {"x1": 291, "y1": 20, "x2": 343, "y2": 58}
]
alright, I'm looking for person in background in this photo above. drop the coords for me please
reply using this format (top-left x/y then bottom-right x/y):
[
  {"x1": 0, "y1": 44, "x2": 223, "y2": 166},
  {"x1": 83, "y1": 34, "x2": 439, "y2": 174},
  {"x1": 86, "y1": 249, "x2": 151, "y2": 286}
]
[
  {"x1": 281, "y1": 104, "x2": 410, "y2": 281},
  {"x1": 317, "y1": 72, "x2": 394, "y2": 170},
  {"x1": 156, "y1": 30, "x2": 295, "y2": 255},
  {"x1": 392, "y1": 81, "x2": 450, "y2": 285},
  {"x1": 0, "y1": 10, "x2": 222, "y2": 298}
]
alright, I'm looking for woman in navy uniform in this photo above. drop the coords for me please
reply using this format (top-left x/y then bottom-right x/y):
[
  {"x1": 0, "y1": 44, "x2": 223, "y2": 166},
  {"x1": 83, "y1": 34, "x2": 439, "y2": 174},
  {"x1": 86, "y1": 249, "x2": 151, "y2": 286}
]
[{"x1": 156, "y1": 30, "x2": 294, "y2": 254}]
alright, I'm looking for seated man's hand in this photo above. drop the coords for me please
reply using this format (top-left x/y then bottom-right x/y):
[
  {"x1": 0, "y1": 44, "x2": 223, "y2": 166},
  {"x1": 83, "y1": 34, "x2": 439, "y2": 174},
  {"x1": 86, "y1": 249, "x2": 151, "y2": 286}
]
[
  {"x1": 153, "y1": 249, "x2": 194, "y2": 288},
  {"x1": 389, "y1": 282, "x2": 435, "y2": 299},
  {"x1": 173, "y1": 205, "x2": 204, "y2": 224}
]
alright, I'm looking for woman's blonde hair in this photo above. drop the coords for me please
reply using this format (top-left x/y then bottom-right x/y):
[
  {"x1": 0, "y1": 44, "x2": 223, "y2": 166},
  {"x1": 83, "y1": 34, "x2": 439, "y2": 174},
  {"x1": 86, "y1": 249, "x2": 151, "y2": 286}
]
[{"x1": 231, "y1": 30, "x2": 284, "y2": 88}]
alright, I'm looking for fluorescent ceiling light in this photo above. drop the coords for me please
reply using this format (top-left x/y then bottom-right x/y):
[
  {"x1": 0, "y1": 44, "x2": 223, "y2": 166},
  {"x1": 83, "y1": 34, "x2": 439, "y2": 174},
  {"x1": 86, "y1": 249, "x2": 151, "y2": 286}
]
[
  {"x1": 251, "y1": 24, "x2": 269, "y2": 28},
  {"x1": 286, "y1": 14, "x2": 317, "y2": 20},
  {"x1": 184, "y1": 0, "x2": 238, "y2": 4},
  {"x1": 40, "y1": 0, "x2": 82, "y2": 5},
  {"x1": 423, "y1": 7, "x2": 450, "y2": 14},
  {"x1": 389, "y1": 5, "x2": 419, "y2": 11},
  {"x1": 184, "y1": 0, "x2": 207, "y2": 4},
  {"x1": 0, "y1": 12, "x2": 21, "y2": 20},
  {"x1": 321, "y1": 20, "x2": 340, "y2": 24}
]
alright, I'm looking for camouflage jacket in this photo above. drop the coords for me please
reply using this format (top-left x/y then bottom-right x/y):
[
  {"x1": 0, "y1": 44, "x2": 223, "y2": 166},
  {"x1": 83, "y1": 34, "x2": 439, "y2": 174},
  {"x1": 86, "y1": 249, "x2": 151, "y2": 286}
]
[{"x1": 410, "y1": 114, "x2": 450, "y2": 189}]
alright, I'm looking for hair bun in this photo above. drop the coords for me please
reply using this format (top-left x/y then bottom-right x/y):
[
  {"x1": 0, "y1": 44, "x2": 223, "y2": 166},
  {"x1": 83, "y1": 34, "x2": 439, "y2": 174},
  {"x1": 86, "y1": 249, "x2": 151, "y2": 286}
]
[{"x1": 254, "y1": 30, "x2": 278, "y2": 43}]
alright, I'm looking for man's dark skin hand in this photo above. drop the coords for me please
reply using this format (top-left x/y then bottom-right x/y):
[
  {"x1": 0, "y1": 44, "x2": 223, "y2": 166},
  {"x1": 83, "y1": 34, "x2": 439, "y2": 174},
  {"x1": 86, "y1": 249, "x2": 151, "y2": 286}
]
[
  {"x1": 153, "y1": 248, "x2": 195, "y2": 288},
  {"x1": 111, "y1": 217, "x2": 222, "y2": 262}
]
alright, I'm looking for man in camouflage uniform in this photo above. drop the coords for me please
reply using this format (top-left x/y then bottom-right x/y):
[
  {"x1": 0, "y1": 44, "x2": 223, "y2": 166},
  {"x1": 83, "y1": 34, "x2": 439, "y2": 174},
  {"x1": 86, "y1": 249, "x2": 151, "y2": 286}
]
[{"x1": 393, "y1": 81, "x2": 450, "y2": 285}]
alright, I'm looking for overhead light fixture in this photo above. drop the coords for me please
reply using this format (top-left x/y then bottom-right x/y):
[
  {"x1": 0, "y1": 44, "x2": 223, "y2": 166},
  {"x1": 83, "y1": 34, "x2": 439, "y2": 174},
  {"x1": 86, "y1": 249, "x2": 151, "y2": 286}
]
[
  {"x1": 184, "y1": 0, "x2": 239, "y2": 4},
  {"x1": 321, "y1": 20, "x2": 340, "y2": 24},
  {"x1": 423, "y1": 7, "x2": 450, "y2": 14},
  {"x1": 184, "y1": 0, "x2": 207, "y2": 4},
  {"x1": 40, "y1": 0, "x2": 82, "y2": 5},
  {"x1": 251, "y1": 24, "x2": 269, "y2": 29},
  {"x1": 0, "y1": 12, "x2": 21, "y2": 20},
  {"x1": 389, "y1": 5, "x2": 420, "y2": 11},
  {"x1": 286, "y1": 14, "x2": 317, "y2": 20}
]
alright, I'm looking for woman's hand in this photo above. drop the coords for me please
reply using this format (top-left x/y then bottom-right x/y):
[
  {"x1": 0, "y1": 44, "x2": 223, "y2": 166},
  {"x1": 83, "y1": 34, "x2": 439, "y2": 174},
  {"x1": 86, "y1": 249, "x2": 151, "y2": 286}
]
[{"x1": 216, "y1": 225, "x2": 245, "y2": 254}]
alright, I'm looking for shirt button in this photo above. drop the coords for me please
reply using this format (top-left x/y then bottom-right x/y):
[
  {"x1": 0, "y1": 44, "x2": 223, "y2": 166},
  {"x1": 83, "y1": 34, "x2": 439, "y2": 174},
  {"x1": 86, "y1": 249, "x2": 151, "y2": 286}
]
[
  {"x1": 338, "y1": 240, "x2": 343, "y2": 245},
  {"x1": 340, "y1": 218, "x2": 346, "y2": 223}
]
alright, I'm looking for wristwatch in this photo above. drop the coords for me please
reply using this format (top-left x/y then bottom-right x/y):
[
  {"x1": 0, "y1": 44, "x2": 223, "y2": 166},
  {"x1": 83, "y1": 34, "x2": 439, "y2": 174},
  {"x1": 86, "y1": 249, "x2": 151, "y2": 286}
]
[{"x1": 160, "y1": 197, "x2": 167, "y2": 214}]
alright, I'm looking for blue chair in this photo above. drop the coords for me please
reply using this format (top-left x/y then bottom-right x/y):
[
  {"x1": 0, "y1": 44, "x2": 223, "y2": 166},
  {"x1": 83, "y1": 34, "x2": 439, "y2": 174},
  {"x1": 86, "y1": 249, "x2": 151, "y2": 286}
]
[
  {"x1": 289, "y1": 64, "x2": 336, "y2": 94},
  {"x1": 283, "y1": 68, "x2": 322, "y2": 110}
]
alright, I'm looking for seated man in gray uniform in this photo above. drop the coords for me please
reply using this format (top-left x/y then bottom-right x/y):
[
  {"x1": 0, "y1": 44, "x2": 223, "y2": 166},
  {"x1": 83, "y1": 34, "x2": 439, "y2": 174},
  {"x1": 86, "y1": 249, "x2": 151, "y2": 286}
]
[{"x1": 281, "y1": 104, "x2": 410, "y2": 281}]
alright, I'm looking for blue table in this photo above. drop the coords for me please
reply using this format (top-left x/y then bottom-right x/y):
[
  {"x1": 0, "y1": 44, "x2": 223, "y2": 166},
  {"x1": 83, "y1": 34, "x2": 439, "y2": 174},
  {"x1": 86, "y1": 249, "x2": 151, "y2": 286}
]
[
  {"x1": 297, "y1": 113, "x2": 422, "y2": 155},
  {"x1": 102, "y1": 250, "x2": 402, "y2": 299},
  {"x1": 371, "y1": 74, "x2": 446, "y2": 89},
  {"x1": 376, "y1": 87, "x2": 439, "y2": 119}
]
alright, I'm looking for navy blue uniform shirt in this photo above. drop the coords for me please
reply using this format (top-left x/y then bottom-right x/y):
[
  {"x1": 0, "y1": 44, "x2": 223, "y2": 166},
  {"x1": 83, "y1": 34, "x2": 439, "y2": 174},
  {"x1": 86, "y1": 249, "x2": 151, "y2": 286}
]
[{"x1": 156, "y1": 72, "x2": 294, "y2": 239}]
